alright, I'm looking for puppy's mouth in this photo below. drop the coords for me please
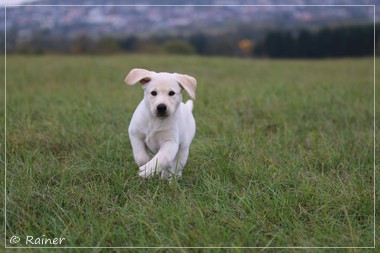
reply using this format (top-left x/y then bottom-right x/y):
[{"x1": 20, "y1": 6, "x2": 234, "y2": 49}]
[{"x1": 156, "y1": 111, "x2": 169, "y2": 118}]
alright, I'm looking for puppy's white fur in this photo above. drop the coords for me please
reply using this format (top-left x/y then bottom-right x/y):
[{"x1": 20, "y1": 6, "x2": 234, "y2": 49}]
[{"x1": 125, "y1": 68, "x2": 196, "y2": 179}]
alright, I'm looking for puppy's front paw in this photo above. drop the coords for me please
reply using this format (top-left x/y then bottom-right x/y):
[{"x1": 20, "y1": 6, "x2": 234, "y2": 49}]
[{"x1": 138, "y1": 164, "x2": 156, "y2": 178}]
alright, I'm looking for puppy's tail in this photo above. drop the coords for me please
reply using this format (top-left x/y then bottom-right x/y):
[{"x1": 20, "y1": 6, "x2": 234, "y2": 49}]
[{"x1": 185, "y1": 100, "x2": 194, "y2": 112}]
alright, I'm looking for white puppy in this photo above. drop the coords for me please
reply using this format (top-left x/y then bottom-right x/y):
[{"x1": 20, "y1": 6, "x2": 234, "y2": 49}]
[{"x1": 125, "y1": 68, "x2": 197, "y2": 179}]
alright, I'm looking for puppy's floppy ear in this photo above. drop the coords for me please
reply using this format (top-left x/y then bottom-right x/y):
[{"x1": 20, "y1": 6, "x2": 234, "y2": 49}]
[
  {"x1": 175, "y1": 73, "x2": 197, "y2": 100},
  {"x1": 125, "y1": 68, "x2": 154, "y2": 86}
]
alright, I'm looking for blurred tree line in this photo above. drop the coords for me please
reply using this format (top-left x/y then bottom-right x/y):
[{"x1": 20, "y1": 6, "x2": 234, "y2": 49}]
[
  {"x1": 255, "y1": 24, "x2": 378, "y2": 58},
  {"x1": 3, "y1": 23, "x2": 379, "y2": 58}
]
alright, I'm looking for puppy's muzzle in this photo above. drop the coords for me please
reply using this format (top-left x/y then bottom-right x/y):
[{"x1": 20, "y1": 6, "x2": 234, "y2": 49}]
[{"x1": 156, "y1": 103, "x2": 167, "y2": 117}]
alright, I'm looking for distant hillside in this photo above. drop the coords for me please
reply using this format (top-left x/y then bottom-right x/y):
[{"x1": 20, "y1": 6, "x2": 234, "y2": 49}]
[{"x1": 2, "y1": 0, "x2": 376, "y2": 40}]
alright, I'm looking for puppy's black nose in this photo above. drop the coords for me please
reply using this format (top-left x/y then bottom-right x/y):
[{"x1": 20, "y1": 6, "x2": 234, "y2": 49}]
[{"x1": 157, "y1": 103, "x2": 167, "y2": 113}]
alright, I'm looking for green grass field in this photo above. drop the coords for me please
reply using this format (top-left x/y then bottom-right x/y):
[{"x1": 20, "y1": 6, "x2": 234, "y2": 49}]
[{"x1": 1, "y1": 55, "x2": 378, "y2": 250}]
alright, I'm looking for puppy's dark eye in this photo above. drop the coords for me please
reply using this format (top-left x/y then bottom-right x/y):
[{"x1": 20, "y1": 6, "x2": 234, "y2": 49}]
[
  {"x1": 169, "y1": 91, "x2": 175, "y2": 96},
  {"x1": 151, "y1": 91, "x2": 157, "y2": 96}
]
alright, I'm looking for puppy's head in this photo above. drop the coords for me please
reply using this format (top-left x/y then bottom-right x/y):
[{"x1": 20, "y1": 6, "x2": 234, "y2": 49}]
[{"x1": 125, "y1": 68, "x2": 196, "y2": 119}]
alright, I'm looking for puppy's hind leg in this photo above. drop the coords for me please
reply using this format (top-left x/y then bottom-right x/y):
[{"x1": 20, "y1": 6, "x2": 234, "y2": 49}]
[
  {"x1": 169, "y1": 148, "x2": 189, "y2": 179},
  {"x1": 161, "y1": 169, "x2": 170, "y2": 180}
]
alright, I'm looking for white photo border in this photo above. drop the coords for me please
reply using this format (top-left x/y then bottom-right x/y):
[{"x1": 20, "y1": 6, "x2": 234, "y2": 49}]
[{"x1": 3, "y1": 3, "x2": 376, "y2": 249}]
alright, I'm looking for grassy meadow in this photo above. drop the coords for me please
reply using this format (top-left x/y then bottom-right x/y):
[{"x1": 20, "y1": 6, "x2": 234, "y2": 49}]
[{"x1": 1, "y1": 54, "x2": 378, "y2": 250}]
